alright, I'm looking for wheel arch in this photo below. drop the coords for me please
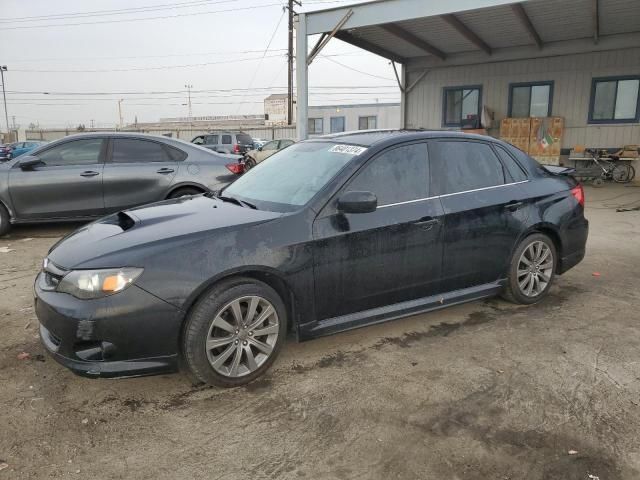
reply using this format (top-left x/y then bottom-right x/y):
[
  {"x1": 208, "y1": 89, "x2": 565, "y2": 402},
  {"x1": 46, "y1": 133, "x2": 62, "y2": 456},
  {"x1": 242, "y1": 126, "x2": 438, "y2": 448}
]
[
  {"x1": 178, "y1": 267, "x2": 298, "y2": 352},
  {"x1": 516, "y1": 223, "x2": 563, "y2": 272},
  {"x1": 165, "y1": 182, "x2": 208, "y2": 199}
]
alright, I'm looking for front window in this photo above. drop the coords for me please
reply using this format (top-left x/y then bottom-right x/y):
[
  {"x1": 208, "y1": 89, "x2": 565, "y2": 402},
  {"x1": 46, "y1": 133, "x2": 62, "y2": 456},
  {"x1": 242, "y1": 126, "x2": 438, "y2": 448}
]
[
  {"x1": 330, "y1": 116, "x2": 345, "y2": 133},
  {"x1": 223, "y1": 142, "x2": 362, "y2": 212},
  {"x1": 509, "y1": 82, "x2": 553, "y2": 117},
  {"x1": 443, "y1": 86, "x2": 481, "y2": 128},
  {"x1": 589, "y1": 76, "x2": 640, "y2": 123},
  {"x1": 358, "y1": 116, "x2": 377, "y2": 130}
]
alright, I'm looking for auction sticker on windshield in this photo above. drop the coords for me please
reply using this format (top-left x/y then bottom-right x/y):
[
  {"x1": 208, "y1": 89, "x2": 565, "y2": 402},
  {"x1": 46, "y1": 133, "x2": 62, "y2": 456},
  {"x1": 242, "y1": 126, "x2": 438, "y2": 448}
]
[{"x1": 329, "y1": 145, "x2": 367, "y2": 155}]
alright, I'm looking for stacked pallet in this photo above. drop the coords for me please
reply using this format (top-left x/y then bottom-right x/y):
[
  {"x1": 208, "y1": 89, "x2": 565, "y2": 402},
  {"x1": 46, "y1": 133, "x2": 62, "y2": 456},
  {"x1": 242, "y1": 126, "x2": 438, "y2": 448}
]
[{"x1": 500, "y1": 117, "x2": 564, "y2": 165}]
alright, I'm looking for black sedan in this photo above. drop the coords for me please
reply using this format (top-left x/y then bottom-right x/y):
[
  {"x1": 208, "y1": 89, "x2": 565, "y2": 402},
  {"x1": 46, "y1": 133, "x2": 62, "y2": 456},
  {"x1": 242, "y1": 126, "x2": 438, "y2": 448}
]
[
  {"x1": 35, "y1": 130, "x2": 588, "y2": 387},
  {"x1": 0, "y1": 132, "x2": 243, "y2": 236}
]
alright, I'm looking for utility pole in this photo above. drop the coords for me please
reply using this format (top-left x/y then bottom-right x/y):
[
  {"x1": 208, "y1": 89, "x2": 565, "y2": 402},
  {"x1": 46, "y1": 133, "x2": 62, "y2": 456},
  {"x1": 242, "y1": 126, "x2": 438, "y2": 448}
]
[
  {"x1": 0, "y1": 66, "x2": 9, "y2": 135},
  {"x1": 117, "y1": 99, "x2": 124, "y2": 129},
  {"x1": 185, "y1": 84, "x2": 193, "y2": 128},
  {"x1": 287, "y1": 1, "x2": 301, "y2": 125}
]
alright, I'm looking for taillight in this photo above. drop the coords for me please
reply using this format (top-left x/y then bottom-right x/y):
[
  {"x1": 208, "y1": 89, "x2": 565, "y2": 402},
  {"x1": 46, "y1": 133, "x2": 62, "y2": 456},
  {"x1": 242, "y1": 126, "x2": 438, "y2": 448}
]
[
  {"x1": 571, "y1": 184, "x2": 584, "y2": 206},
  {"x1": 233, "y1": 144, "x2": 240, "y2": 153},
  {"x1": 225, "y1": 162, "x2": 244, "y2": 175}
]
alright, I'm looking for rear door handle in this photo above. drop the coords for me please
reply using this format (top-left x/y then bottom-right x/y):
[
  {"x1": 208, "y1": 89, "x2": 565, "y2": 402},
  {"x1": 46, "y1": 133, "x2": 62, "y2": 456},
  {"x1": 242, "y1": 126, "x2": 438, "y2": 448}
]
[
  {"x1": 505, "y1": 201, "x2": 523, "y2": 211},
  {"x1": 80, "y1": 171, "x2": 99, "y2": 177},
  {"x1": 413, "y1": 217, "x2": 440, "y2": 230},
  {"x1": 156, "y1": 168, "x2": 175, "y2": 174}
]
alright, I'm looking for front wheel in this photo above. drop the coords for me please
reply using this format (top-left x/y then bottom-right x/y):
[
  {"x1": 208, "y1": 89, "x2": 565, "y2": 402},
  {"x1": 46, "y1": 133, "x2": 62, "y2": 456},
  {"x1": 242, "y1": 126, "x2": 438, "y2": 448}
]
[
  {"x1": 502, "y1": 233, "x2": 557, "y2": 305},
  {"x1": 182, "y1": 278, "x2": 287, "y2": 387},
  {"x1": 0, "y1": 203, "x2": 11, "y2": 237}
]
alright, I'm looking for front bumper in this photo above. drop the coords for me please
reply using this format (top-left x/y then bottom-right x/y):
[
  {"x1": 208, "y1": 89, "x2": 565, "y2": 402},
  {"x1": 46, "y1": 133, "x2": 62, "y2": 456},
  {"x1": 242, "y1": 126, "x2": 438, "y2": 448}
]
[{"x1": 35, "y1": 272, "x2": 183, "y2": 378}]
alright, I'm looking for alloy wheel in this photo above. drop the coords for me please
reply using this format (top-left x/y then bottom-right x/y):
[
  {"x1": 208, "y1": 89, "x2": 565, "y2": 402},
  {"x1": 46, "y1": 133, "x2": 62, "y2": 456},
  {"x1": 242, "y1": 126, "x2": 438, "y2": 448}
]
[
  {"x1": 517, "y1": 241, "x2": 554, "y2": 297},
  {"x1": 205, "y1": 295, "x2": 279, "y2": 378}
]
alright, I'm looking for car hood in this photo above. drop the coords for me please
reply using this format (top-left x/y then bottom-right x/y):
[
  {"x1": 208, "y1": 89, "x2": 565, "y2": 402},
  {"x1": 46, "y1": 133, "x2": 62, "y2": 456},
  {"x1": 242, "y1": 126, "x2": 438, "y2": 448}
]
[{"x1": 47, "y1": 195, "x2": 282, "y2": 269}]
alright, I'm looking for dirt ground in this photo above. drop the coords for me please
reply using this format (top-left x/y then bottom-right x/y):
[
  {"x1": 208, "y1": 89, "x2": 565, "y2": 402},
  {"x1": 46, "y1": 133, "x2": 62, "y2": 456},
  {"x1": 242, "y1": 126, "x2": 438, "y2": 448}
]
[{"x1": 1, "y1": 184, "x2": 639, "y2": 480}]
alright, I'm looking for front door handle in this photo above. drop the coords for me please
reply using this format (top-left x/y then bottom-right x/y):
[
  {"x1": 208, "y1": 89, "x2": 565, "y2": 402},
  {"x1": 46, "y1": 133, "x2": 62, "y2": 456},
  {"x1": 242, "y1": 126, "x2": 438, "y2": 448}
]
[
  {"x1": 413, "y1": 217, "x2": 440, "y2": 230},
  {"x1": 505, "y1": 201, "x2": 524, "y2": 211},
  {"x1": 80, "y1": 171, "x2": 99, "y2": 177},
  {"x1": 157, "y1": 167, "x2": 175, "y2": 174}
]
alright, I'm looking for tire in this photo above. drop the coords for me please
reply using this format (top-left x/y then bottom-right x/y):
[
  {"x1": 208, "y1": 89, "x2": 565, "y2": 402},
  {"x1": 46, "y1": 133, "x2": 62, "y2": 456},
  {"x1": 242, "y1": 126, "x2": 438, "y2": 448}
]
[
  {"x1": 182, "y1": 277, "x2": 287, "y2": 387},
  {"x1": 0, "y1": 203, "x2": 10, "y2": 237},
  {"x1": 167, "y1": 187, "x2": 203, "y2": 199},
  {"x1": 502, "y1": 233, "x2": 557, "y2": 305},
  {"x1": 612, "y1": 164, "x2": 632, "y2": 183},
  {"x1": 244, "y1": 157, "x2": 256, "y2": 170}
]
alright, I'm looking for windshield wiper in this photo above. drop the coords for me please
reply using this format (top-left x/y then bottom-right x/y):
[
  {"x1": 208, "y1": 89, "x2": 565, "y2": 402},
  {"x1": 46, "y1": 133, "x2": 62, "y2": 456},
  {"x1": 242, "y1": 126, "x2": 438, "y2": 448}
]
[{"x1": 216, "y1": 194, "x2": 257, "y2": 209}]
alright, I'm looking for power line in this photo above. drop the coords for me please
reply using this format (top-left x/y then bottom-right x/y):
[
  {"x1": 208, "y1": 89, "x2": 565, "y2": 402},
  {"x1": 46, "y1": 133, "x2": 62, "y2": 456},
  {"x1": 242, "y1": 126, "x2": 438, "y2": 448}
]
[
  {"x1": 1, "y1": 2, "x2": 282, "y2": 30},
  {"x1": 319, "y1": 56, "x2": 395, "y2": 81},
  {"x1": 0, "y1": 0, "x2": 238, "y2": 23}
]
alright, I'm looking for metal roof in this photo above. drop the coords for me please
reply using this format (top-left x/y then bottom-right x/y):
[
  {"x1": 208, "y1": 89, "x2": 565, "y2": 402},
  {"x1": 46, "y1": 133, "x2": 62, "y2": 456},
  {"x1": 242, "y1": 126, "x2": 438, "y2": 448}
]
[{"x1": 302, "y1": 0, "x2": 640, "y2": 64}]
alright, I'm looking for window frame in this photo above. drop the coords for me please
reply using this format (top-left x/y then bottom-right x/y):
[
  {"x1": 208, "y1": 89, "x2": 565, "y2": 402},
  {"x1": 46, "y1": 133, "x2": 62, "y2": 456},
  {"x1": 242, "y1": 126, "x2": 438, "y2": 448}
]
[
  {"x1": 307, "y1": 118, "x2": 323, "y2": 135},
  {"x1": 442, "y1": 85, "x2": 483, "y2": 128},
  {"x1": 507, "y1": 81, "x2": 554, "y2": 118},
  {"x1": 358, "y1": 116, "x2": 377, "y2": 130},
  {"x1": 588, "y1": 75, "x2": 640, "y2": 124}
]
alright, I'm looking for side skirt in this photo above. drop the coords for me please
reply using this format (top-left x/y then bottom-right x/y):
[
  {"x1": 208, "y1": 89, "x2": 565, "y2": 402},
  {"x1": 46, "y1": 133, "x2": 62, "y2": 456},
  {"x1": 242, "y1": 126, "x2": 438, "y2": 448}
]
[{"x1": 298, "y1": 281, "x2": 506, "y2": 341}]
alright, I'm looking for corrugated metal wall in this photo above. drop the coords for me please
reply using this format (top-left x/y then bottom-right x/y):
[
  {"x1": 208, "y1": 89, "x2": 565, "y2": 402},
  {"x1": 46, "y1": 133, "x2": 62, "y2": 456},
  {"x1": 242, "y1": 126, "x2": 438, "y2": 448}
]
[{"x1": 405, "y1": 47, "x2": 640, "y2": 148}]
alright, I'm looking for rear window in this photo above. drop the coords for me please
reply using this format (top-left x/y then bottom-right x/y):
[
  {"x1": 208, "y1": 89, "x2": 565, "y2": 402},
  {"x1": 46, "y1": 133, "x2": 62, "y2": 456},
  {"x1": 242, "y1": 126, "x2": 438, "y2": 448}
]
[
  {"x1": 494, "y1": 145, "x2": 528, "y2": 182},
  {"x1": 237, "y1": 134, "x2": 253, "y2": 145}
]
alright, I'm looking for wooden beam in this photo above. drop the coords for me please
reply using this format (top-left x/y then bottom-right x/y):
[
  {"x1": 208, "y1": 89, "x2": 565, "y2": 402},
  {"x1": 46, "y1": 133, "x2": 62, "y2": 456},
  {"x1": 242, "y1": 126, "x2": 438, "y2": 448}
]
[
  {"x1": 334, "y1": 30, "x2": 406, "y2": 63},
  {"x1": 441, "y1": 14, "x2": 492, "y2": 55},
  {"x1": 511, "y1": 3, "x2": 543, "y2": 49},
  {"x1": 380, "y1": 24, "x2": 446, "y2": 60},
  {"x1": 592, "y1": 0, "x2": 600, "y2": 44}
]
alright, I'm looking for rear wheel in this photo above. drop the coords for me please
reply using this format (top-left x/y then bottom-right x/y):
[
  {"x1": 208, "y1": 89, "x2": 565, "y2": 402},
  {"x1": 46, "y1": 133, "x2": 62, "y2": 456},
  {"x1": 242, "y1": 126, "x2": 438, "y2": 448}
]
[
  {"x1": 182, "y1": 278, "x2": 287, "y2": 387},
  {"x1": 244, "y1": 157, "x2": 256, "y2": 170},
  {"x1": 502, "y1": 233, "x2": 556, "y2": 305},
  {"x1": 612, "y1": 163, "x2": 633, "y2": 183},
  {"x1": 167, "y1": 187, "x2": 203, "y2": 199},
  {"x1": 0, "y1": 204, "x2": 10, "y2": 237}
]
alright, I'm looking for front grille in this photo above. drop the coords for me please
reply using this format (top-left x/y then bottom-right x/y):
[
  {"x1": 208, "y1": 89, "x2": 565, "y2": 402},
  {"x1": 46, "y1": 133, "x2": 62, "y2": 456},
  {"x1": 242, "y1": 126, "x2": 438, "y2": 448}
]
[
  {"x1": 41, "y1": 259, "x2": 68, "y2": 291},
  {"x1": 47, "y1": 329, "x2": 62, "y2": 347}
]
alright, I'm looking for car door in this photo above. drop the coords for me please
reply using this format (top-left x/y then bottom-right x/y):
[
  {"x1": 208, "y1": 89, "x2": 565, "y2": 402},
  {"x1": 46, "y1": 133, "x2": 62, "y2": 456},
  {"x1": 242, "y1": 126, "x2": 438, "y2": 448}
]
[
  {"x1": 312, "y1": 142, "x2": 444, "y2": 320},
  {"x1": 428, "y1": 139, "x2": 530, "y2": 291},
  {"x1": 102, "y1": 137, "x2": 179, "y2": 211},
  {"x1": 220, "y1": 134, "x2": 233, "y2": 153},
  {"x1": 8, "y1": 138, "x2": 106, "y2": 219}
]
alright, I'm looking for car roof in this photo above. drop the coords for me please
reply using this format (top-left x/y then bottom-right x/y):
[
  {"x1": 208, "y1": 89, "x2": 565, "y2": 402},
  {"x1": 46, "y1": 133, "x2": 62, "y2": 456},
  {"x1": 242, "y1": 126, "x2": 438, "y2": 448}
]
[
  {"x1": 315, "y1": 129, "x2": 503, "y2": 147},
  {"x1": 45, "y1": 131, "x2": 194, "y2": 149}
]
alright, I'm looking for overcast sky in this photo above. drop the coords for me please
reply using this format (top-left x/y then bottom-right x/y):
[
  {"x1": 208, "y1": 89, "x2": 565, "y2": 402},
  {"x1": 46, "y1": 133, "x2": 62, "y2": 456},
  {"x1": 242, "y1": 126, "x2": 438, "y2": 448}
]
[{"x1": 0, "y1": 0, "x2": 400, "y2": 129}]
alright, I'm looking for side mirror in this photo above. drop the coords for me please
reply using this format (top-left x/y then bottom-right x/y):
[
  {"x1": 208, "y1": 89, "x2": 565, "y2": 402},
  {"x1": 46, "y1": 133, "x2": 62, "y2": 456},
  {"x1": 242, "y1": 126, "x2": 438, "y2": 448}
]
[
  {"x1": 18, "y1": 156, "x2": 44, "y2": 170},
  {"x1": 337, "y1": 191, "x2": 377, "y2": 214}
]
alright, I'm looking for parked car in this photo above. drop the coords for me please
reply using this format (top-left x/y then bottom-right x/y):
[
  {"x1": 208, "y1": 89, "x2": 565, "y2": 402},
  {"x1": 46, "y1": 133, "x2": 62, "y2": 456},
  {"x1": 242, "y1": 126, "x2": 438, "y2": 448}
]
[
  {"x1": 191, "y1": 131, "x2": 254, "y2": 156},
  {"x1": 10, "y1": 140, "x2": 48, "y2": 158},
  {"x1": 0, "y1": 132, "x2": 243, "y2": 236},
  {"x1": 35, "y1": 130, "x2": 588, "y2": 387},
  {"x1": 0, "y1": 144, "x2": 12, "y2": 162},
  {"x1": 252, "y1": 138, "x2": 268, "y2": 149},
  {"x1": 244, "y1": 139, "x2": 295, "y2": 169}
]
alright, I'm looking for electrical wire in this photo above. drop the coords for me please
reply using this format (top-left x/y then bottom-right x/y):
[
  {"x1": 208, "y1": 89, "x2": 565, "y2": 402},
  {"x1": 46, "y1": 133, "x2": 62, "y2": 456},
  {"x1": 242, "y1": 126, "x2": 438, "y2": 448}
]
[{"x1": 319, "y1": 56, "x2": 395, "y2": 81}]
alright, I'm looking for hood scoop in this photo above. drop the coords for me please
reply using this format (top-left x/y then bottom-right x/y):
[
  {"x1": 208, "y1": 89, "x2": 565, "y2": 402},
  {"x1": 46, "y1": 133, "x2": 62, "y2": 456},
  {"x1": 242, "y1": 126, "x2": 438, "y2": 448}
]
[{"x1": 102, "y1": 211, "x2": 137, "y2": 231}]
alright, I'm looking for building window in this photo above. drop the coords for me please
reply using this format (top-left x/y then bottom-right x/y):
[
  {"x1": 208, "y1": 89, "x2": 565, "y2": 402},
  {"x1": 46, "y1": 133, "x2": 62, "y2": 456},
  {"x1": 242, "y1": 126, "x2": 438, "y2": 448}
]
[
  {"x1": 358, "y1": 116, "x2": 377, "y2": 130},
  {"x1": 508, "y1": 82, "x2": 553, "y2": 118},
  {"x1": 442, "y1": 86, "x2": 482, "y2": 128},
  {"x1": 330, "y1": 116, "x2": 345, "y2": 133},
  {"x1": 589, "y1": 76, "x2": 640, "y2": 124},
  {"x1": 308, "y1": 118, "x2": 323, "y2": 134}
]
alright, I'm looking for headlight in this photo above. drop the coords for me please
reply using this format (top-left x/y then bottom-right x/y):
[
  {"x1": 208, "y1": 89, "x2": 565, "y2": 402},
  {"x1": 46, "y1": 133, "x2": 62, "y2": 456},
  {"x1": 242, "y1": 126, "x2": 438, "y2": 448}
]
[{"x1": 56, "y1": 268, "x2": 144, "y2": 299}]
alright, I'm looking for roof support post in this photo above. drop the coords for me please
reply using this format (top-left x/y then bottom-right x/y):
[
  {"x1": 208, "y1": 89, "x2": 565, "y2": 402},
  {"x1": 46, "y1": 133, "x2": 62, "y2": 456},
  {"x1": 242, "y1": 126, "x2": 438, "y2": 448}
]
[
  {"x1": 511, "y1": 3, "x2": 543, "y2": 49},
  {"x1": 441, "y1": 14, "x2": 492, "y2": 55},
  {"x1": 307, "y1": 9, "x2": 354, "y2": 65},
  {"x1": 295, "y1": 13, "x2": 308, "y2": 140},
  {"x1": 593, "y1": 0, "x2": 600, "y2": 44}
]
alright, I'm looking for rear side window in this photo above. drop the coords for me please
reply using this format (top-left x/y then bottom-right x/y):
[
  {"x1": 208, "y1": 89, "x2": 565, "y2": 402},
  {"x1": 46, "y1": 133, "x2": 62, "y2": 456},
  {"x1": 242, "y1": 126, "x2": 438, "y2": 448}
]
[
  {"x1": 494, "y1": 145, "x2": 528, "y2": 182},
  {"x1": 204, "y1": 135, "x2": 218, "y2": 145},
  {"x1": 166, "y1": 145, "x2": 188, "y2": 161},
  {"x1": 429, "y1": 141, "x2": 505, "y2": 195},
  {"x1": 221, "y1": 135, "x2": 232, "y2": 145},
  {"x1": 347, "y1": 143, "x2": 429, "y2": 206},
  {"x1": 237, "y1": 133, "x2": 253, "y2": 145},
  {"x1": 111, "y1": 139, "x2": 173, "y2": 163}
]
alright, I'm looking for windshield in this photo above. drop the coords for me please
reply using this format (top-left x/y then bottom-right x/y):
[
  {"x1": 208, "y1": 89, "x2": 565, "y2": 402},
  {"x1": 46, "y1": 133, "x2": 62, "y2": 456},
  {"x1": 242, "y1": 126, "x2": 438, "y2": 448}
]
[{"x1": 223, "y1": 141, "x2": 363, "y2": 212}]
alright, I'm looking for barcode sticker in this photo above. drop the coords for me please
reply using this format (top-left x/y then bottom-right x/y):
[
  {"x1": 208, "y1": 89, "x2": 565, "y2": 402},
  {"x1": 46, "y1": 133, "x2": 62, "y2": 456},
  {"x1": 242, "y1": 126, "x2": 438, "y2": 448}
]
[{"x1": 329, "y1": 144, "x2": 367, "y2": 155}]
